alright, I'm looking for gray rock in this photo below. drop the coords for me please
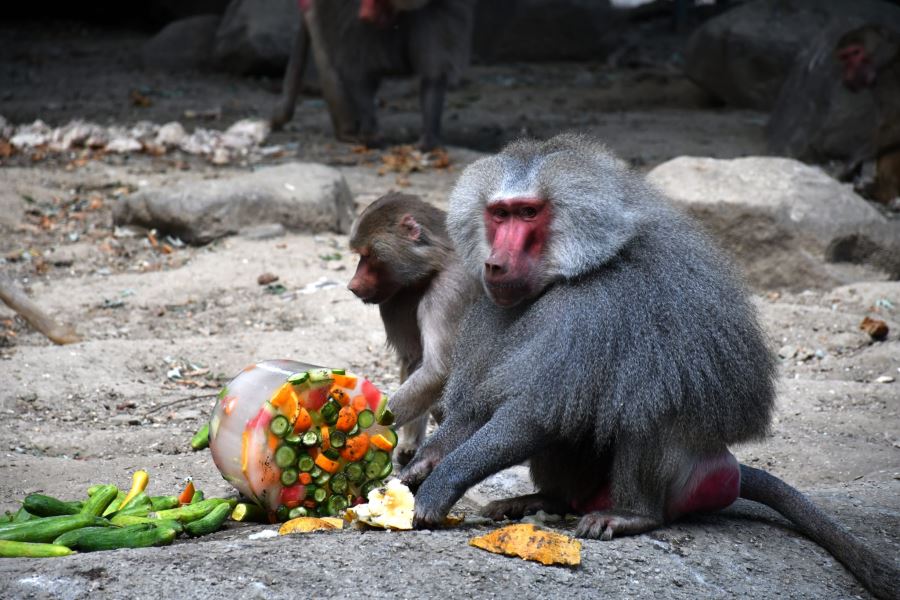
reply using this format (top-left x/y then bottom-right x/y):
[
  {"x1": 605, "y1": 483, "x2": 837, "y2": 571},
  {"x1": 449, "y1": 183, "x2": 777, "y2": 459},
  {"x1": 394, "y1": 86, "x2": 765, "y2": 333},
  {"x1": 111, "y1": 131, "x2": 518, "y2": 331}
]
[
  {"x1": 141, "y1": 15, "x2": 221, "y2": 70},
  {"x1": 684, "y1": 0, "x2": 900, "y2": 110},
  {"x1": 647, "y1": 156, "x2": 900, "y2": 290},
  {"x1": 767, "y1": 12, "x2": 900, "y2": 165},
  {"x1": 213, "y1": 0, "x2": 299, "y2": 75},
  {"x1": 239, "y1": 223, "x2": 286, "y2": 240},
  {"x1": 113, "y1": 162, "x2": 355, "y2": 244},
  {"x1": 463, "y1": 465, "x2": 534, "y2": 509}
]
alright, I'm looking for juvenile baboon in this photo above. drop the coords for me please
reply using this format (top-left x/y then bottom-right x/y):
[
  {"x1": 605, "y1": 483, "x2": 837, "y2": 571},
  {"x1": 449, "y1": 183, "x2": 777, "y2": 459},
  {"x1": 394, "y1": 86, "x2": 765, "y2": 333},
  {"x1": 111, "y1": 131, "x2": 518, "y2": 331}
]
[{"x1": 348, "y1": 193, "x2": 479, "y2": 464}]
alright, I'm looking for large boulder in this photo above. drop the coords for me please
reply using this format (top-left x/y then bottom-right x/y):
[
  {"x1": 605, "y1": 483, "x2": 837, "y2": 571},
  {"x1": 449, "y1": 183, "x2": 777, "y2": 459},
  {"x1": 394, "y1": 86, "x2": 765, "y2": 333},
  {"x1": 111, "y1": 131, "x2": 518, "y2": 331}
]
[
  {"x1": 141, "y1": 15, "x2": 222, "y2": 71},
  {"x1": 213, "y1": 0, "x2": 299, "y2": 76},
  {"x1": 113, "y1": 163, "x2": 355, "y2": 244},
  {"x1": 472, "y1": 0, "x2": 617, "y2": 62},
  {"x1": 647, "y1": 156, "x2": 900, "y2": 290},
  {"x1": 767, "y1": 14, "x2": 900, "y2": 165},
  {"x1": 684, "y1": 0, "x2": 899, "y2": 110}
]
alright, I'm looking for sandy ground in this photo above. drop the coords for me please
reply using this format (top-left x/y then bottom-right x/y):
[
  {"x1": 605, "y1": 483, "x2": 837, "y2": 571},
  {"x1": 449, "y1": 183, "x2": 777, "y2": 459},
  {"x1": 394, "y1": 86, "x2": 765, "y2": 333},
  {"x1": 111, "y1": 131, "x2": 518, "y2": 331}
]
[{"x1": 0, "y1": 20, "x2": 898, "y2": 600}]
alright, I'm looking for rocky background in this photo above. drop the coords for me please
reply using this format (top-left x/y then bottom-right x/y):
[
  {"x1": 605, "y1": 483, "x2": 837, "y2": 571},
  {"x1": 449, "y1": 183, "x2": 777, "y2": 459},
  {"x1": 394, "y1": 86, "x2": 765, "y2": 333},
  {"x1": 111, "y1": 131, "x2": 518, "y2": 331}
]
[{"x1": 0, "y1": 1, "x2": 897, "y2": 598}]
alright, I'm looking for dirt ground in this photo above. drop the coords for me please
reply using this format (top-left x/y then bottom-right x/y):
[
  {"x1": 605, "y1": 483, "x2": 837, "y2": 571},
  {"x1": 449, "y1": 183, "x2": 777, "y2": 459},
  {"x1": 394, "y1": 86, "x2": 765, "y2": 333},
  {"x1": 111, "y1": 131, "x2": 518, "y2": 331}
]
[{"x1": 0, "y1": 20, "x2": 898, "y2": 600}]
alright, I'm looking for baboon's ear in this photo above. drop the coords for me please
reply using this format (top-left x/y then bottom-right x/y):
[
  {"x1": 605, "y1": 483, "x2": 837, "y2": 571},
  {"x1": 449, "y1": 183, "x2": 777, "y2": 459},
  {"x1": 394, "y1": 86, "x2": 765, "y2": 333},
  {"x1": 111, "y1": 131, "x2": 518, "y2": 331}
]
[{"x1": 400, "y1": 214, "x2": 421, "y2": 241}]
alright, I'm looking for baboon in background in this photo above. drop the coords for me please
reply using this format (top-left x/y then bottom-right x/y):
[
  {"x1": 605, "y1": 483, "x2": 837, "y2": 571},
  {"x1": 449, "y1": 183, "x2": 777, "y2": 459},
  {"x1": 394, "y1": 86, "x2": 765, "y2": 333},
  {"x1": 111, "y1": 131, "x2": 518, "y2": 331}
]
[
  {"x1": 272, "y1": 0, "x2": 477, "y2": 150},
  {"x1": 836, "y1": 24, "x2": 900, "y2": 205},
  {"x1": 401, "y1": 134, "x2": 897, "y2": 600}
]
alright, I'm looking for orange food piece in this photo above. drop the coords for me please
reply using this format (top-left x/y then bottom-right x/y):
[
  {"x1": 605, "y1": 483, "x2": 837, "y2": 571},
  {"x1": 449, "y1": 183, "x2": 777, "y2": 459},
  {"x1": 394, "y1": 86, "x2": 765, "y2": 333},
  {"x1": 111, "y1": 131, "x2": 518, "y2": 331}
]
[
  {"x1": 299, "y1": 472, "x2": 312, "y2": 485},
  {"x1": 267, "y1": 433, "x2": 280, "y2": 453},
  {"x1": 332, "y1": 374, "x2": 358, "y2": 389},
  {"x1": 270, "y1": 383, "x2": 300, "y2": 423},
  {"x1": 321, "y1": 425, "x2": 331, "y2": 451},
  {"x1": 371, "y1": 433, "x2": 395, "y2": 451},
  {"x1": 469, "y1": 524, "x2": 581, "y2": 567},
  {"x1": 315, "y1": 453, "x2": 340, "y2": 474},
  {"x1": 278, "y1": 517, "x2": 341, "y2": 535},
  {"x1": 223, "y1": 396, "x2": 238, "y2": 415},
  {"x1": 329, "y1": 386, "x2": 350, "y2": 407},
  {"x1": 335, "y1": 406, "x2": 358, "y2": 432},
  {"x1": 340, "y1": 432, "x2": 369, "y2": 462},
  {"x1": 178, "y1": 480, "x2": 195, "y2": 506},
  {"x1": 351, "y1": 395, "x2": 368, "y2": 413},
  {"x1": 293, "y1": 407, "x2": 312, "y2": 433},
  {"x1": 260, "y1": 463, "x2": 281, "y2": 487},
  {"x1": 241, "y1": 430, "x2": 251, "y2": 476}
]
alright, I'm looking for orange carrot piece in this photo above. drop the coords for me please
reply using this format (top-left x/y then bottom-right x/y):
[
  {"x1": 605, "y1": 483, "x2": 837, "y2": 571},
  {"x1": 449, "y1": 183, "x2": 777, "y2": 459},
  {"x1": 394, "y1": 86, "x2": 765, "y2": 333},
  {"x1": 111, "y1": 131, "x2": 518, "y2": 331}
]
[
  {"x1": 298, "y1": 472, "x2": 312, "y2": 485},
  {"x1": 335, "y1": 406, "x2": 358, "y2": 432},
  {"x1": 315, "y1": 453, "x2": 340, "y2": 474},
  {"x1": 321, "y1": 425, "x2": 331, "y2": 451},
  {"x1": 241, "y1": 430, "x2": 251, "y2": 476},
  {"x1": 178, "y1": 479, "x2": 195, "y2": 506},
  {"x1": 332, "y1": 374, "x2": 358, "y2": 389},
  {"x1": 351, "y1": 395, "x2": 368, "y2": 413},
  {"x1": 270, "y1": 384, "x2": 299, "y2": 423},
  {"x1": 293, "y1": 407, "x2": 312, "y2": 433},
  {"x1": 329, "y1": 386, "x2": 350, "y2": 407},
  {"x1": 267, "y1": 433, "x2": 280, "y2": 453},
  {"x1": 340, "y1": 432, "x2": 369, "y2": 462},
  {"x1": 371, "y1": 433, "x2": 395, "y2": 452}
]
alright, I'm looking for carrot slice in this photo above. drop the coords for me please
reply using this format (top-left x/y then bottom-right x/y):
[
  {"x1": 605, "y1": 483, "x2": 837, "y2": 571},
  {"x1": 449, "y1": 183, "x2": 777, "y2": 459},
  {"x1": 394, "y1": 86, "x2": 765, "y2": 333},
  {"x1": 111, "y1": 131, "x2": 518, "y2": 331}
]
[
  {"x1": 298, "y1": 472, "x2": 312, "y2": 485},
  {"x1": 351, "y1": 395, "x2": 368, "y2": 413},
  {"x1": 335, "y1": 406, "x2": 358, "y2": 432},
  {"x1": 315, "y1": 453, "x2": 340, "y2": 474},
  {"x1": 320, "y1": 425, "x2": 331, "y2": 451},
  {"x1": 329, "y1": 386, "x2": 351, "y2": 406},
  {"x1": 293, "y1": 407, "x2": 312, "y2": 433},
  {"x1": 340, "y1": 432, "x2": 369, "y2": 462}
]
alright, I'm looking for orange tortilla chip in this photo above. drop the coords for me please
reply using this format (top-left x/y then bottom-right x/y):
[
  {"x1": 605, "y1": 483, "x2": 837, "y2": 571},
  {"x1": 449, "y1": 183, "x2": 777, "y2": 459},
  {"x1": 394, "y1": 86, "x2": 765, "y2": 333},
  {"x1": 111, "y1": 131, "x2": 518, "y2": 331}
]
[{"x1": 469, "y1": 523, "x2": 581, "y2": 566}]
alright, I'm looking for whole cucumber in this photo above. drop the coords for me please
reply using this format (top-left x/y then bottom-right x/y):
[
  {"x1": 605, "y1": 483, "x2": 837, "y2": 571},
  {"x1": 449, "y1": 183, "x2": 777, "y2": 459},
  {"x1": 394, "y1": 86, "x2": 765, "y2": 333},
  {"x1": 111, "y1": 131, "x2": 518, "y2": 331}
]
[
  {"x1": 0, "y1": 514, "x2": 110, "y2": 543},
  {"x1": 190, "y1": 422, "x2": 210, "y2": 451},
  {"x1": 101, "y1": 490, "x2": 126, "y2": 517},
  {"x1": 69, "y1": 524, "x2": 177, "y2": 552},
  {"x1": 23, "y1": 494, "x2": 83, "y2": 517},
  {"x1": 53, "y1": 526, "x2": 114, "y2": 548},
  {"x1": 81, "y1": 485, "x2": 118, "y2": 517},
  {"x1": 109, "y1": 514, "x2": 184, "y2": 533},
  {"x1": 153, "y1": 498, "x2": 235, "y2": 523},
  {"x1": 184, "y1": 503, "x2": 230, "y2": 537},
  {"x1": 0, "y1": 540, "x2": 74, "y2": 558},
  {"x1": 148, "y1": 496, "x2": 179, "y2": 511}
]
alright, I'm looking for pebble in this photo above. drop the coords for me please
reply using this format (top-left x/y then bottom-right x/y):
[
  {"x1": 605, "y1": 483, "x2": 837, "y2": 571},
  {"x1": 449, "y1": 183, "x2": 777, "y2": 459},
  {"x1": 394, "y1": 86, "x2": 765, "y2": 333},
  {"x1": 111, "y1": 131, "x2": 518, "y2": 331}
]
[
  {"x1": 874, "y1": 376, "x2": 895, "y2": 384},
  {"x1": 778, "y1": 345, "x2": 797, "y2": 359}
]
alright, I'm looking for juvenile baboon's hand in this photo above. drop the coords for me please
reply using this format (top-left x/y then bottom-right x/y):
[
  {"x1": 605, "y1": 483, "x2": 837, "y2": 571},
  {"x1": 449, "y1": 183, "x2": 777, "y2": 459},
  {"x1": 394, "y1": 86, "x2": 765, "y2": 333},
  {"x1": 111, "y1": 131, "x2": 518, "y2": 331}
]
[{"x1": 399, "y1": 449, "x2": 440, "y2": 492}]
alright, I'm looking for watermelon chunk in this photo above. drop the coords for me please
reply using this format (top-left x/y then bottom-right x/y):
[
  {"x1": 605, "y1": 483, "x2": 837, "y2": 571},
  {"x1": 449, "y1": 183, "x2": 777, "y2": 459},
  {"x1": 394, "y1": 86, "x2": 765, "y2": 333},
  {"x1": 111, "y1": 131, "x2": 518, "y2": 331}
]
[{"x1": 362, "y1": 380, "x2": 382, "y2": 410}]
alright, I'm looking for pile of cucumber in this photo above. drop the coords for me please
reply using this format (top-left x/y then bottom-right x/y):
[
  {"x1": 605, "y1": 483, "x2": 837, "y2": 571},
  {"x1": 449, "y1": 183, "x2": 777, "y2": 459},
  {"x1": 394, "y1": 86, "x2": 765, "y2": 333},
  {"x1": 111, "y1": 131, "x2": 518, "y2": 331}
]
[{"x1": 0, "y1": 480, "x2": 237, "y2": 558}]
